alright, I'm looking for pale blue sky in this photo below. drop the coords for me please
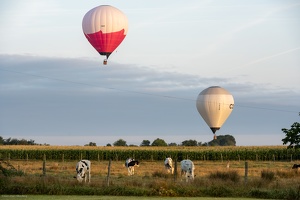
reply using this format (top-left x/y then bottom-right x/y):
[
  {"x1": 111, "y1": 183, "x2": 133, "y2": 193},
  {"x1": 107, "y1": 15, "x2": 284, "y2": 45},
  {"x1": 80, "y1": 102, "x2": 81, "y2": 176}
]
[{"x1": 0, "y1": 0, "x2": 299, "y2": 146}]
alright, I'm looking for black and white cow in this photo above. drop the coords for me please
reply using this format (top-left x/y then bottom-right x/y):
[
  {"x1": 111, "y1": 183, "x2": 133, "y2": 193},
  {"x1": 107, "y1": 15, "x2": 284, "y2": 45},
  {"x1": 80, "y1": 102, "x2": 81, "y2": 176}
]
[
  {"x1": 125, "y1": 158, "x2": 139, "y2": 176},
  {"x1": 164, "y1": 157, "x2": 174, "y2": 174},
  {"x1": 74, "y1": 160, "x2": 91, "y2": 183},
  {"x1": 180, "y1": 159, "x2": 195, "y2": 182},
  {"x1": 292, "y1": 164, "x2": 300, "y2": 169}
]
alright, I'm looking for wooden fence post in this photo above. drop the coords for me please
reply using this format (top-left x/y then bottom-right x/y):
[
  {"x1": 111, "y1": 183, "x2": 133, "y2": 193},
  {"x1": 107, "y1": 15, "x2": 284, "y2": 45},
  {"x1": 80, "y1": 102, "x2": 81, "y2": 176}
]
[
  {"x1": 43, "y1": 154, "x2": 46, "y2": 176},
  {"x1": 107, "y1": 159, "x2": 112, "y2": 186},
  {"x1": 244, "y1": 161, "x2": 248, "y2": 184},
  {"x1": 174, "y1": 158, "x2": 177, "y2": 182}
]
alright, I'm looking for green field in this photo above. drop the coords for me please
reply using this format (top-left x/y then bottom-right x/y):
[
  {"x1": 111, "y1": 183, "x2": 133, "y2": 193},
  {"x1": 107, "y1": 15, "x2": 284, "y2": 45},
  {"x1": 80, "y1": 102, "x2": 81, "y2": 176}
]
[
  {"x1": 1, "y1": 145, "x2": 300, "y2": 199},
  {"x1": 0, "y1": 195, "x2": 273, "y2": 200}
]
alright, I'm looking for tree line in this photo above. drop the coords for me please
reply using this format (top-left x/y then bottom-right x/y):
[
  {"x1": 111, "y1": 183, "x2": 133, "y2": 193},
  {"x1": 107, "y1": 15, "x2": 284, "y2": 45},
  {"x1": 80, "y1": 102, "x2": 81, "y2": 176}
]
[
  {"x1": 0, "y1": 135, "x2": 236, "y2": 147},
  {"x1": 1, "y1": 121, "x2": 299, "y2": 147},
  {"x1": 87, "y1": 134, "x2": 237, "y2": 147},
  {"x1": 0, "y1": 136, "x2": 37, "y2": 145}
]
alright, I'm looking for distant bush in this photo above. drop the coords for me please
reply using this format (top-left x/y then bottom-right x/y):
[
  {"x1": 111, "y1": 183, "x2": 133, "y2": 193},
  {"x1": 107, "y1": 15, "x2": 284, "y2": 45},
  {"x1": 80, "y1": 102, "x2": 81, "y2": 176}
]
[
  {"x1": 152, "y1": 170, "x2": 168, "y2": 178},
  {"x1": 208, "y1": 170, "x2": 240, "y2": 182},
  {"x1": 261, "y1": 170, "x2": 275, "y2": 181}
]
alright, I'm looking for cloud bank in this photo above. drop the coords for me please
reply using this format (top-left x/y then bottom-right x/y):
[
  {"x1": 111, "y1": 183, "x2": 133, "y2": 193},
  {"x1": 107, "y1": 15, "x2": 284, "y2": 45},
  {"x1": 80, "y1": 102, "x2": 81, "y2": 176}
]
[{"x1": 0, "y1": 54, "x2": 299, "y2": 146}]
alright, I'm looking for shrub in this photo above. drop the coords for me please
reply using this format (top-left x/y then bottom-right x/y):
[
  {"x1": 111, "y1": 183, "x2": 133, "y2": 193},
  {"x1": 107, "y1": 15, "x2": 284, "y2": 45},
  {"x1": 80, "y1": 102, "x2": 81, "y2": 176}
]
[
  {"x1": 204, "y1": 185, "x2": 233, "y2": 197},
  {"x1": 261, "y1": 170, "x2": 275, "y2": 181},
  {"x1": 152, "y1": 170, "x2": 168, "y2": 178},
  {"x1": 249, "y1": 188, "x2": 272, "y2": 199},
  {"x1": 208, "y1": 170, "x2": 240, "y2": 182}
]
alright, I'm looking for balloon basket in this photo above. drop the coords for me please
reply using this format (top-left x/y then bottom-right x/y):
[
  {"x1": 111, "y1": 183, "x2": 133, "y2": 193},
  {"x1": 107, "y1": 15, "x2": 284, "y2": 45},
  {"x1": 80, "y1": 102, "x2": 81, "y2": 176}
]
[
  {"x1": 103, "y1": 59, "x2": 107, "y2": 65},
  {"x1": 213, "y1": 134, "x2": 217, "y2": 140}
]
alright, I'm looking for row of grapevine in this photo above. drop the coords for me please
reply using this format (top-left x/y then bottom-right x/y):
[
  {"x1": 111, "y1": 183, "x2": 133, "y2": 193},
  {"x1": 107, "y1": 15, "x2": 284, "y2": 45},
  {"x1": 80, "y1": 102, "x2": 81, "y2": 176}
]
[{"x1": 0, "y1": 146, "x2": 299, "y2": 161}]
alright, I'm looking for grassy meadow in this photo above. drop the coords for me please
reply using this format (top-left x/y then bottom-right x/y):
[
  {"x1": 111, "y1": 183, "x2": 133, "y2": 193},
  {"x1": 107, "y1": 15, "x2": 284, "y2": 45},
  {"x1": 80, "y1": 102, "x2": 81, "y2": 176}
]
[{"x1": 1, "y1": 145, "x2": 300, "y2": 199}]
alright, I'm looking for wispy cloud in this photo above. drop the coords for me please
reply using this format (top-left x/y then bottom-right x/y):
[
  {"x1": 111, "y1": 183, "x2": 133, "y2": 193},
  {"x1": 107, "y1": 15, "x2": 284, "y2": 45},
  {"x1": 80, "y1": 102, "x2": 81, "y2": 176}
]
[
  {"x1": 215, "y1": 47, "x2": 300, "y2": 76},
  {"x1": 204, "y1": 2, "x2": 300, "y2": 54}
]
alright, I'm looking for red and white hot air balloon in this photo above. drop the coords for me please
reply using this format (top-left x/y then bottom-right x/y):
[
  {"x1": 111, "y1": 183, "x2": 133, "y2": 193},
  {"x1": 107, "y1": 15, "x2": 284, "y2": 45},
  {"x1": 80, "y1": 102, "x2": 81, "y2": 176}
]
[{"x1": 82, "y1": 5, "x2": 128, "y2": 65}]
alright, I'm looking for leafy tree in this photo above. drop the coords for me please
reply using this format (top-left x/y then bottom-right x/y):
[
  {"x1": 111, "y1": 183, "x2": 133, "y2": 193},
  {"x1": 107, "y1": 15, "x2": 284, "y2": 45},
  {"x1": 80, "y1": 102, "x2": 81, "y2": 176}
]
[
  {"x1": 85, "y1": 142, "x2": 97, "y2": 146},
  {"x1": 0, "y1": 136, "x2": 4, "y2": 145},
  {"x1": 19, "y1": 139, "x2": 29, "y2": 145},
  {"x1": 140, "y1": 140, "x2": 151, "y2": 146},
  {"x1": 9, "y1": 138, "x2": 19, "y2": 145},
  {"x1": 282, "y1": 122, "x2": 300, "y2": 149},
  {"x1": 27, "y1": 139, "x2": 35, "y2": 145},
  {"x1": 208, "y1": 135, "x2": 236, "y2": 146},
  {"x1": 181, "y1": 139, "x2": 198, "y2": 146},
  {"x1": 113, "y1": 139, "x2": 127, "y2": 146},
  {"x1": 1, "y1": 137, "x2": 37, "y2": 145},
  {"x1": 106, "y1": 143, "x2": 112, "y2": 146},
  {"x1": 168, "y1": 142, "x2": 177, "y2": 146},
  {"x1": 151, "y1": 138, "x2": 167, "y2": 146}
]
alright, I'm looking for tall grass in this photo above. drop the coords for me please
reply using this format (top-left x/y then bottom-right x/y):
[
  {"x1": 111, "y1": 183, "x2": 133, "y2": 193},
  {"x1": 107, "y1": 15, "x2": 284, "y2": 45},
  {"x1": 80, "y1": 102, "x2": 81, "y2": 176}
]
[{"x1": 2, "y1": 169, "x2": 300, "y2": 199}]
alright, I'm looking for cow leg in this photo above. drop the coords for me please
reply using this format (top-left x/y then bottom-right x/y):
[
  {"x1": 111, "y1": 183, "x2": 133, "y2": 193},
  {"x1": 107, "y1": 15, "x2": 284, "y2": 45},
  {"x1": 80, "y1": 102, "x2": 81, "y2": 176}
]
[
  {"x1": 186, "y1": 174, "x2": 189, "y2": 183},
  {"x1": 127, "y1": 167, "x2": 131, "y2": 176},
  {"x1": 180, "y1": 170, "x2": 186, "y2": 182}
]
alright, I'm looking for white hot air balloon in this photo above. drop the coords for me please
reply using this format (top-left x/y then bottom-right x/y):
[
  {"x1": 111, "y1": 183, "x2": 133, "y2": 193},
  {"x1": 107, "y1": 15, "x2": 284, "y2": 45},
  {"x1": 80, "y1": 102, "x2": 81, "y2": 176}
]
[{"x1": 196, "y1": 86, "x2": 234, "y2": 139}]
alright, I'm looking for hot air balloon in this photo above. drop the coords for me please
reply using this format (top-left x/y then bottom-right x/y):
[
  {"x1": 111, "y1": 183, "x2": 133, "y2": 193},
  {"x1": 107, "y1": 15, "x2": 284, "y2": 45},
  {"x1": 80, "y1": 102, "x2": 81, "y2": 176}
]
[
  {"x1": 196, "y1": 86, "x2": 234, "y2": 140},
  {"x1": 82, "y1": 5, "x2": 128, "y2": 65}
]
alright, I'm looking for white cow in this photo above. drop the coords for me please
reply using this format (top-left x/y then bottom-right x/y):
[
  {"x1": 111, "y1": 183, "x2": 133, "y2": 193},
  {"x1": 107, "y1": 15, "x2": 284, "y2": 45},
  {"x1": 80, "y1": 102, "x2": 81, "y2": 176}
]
[
  {"x1": 74, "y1": 160, "x2": 91, "y2": 183},
  {"x1": 164, "y1": 157, "x2": 174, "y2": 174},
  {"x1": 125, "y1": 158, "x2": 139, "y2": 176},
  {"x1": 180, "y1": 159, "x2": 195, "y2": 182}
]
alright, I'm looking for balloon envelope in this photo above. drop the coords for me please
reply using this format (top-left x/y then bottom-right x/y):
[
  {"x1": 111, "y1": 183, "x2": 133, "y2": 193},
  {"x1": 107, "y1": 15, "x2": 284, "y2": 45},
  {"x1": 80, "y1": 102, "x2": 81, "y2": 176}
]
[
  {"x1": 82, "y1": 5, "x2": 128, "y2": 59},
  {"x1": 196, "y1": 86, "x2": 234, "y2": 134}
]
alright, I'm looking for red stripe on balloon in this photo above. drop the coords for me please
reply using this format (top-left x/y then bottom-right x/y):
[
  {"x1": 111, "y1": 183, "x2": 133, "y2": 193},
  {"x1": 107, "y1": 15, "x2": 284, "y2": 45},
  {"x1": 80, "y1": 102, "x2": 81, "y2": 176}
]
[{"x1": 84, "y1": 29, "x2": 126, "y2": 54}]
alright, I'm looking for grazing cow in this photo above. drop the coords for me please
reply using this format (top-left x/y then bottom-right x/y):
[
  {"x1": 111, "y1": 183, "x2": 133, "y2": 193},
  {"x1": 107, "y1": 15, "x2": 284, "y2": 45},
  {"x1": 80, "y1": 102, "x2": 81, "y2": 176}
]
[
  {"x1": 74, "y1": 160, "x2": 91, "y2": 183},
  {"x1": 125, "y1": 158, "x2": 139, "y2": 176},
  {"x1": 180, "y1": 159, "x2": 195, "y2": 182},
  {"x1": 164, "y1": 157, "x2": 174, "y2": 174},
  {"x1": 292, "y1": 164, "x2": 300, "y2": 169}
]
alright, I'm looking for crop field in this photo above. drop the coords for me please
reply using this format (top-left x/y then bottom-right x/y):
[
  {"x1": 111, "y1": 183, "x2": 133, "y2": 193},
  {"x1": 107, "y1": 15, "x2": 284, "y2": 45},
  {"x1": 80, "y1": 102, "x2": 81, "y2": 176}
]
[
  {"x1": 1, "y1": 145, "x2": 300, "y2": 199},
  {"x1": 1, "y1": 145, "x2": 300, "y2": 161}
]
